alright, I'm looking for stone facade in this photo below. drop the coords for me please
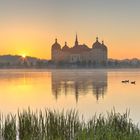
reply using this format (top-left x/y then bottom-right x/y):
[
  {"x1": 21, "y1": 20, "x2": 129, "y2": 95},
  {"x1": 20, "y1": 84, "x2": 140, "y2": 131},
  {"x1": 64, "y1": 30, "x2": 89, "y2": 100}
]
[{"x1": 51, "y1": 35, "x2": 108, "y2": 64}]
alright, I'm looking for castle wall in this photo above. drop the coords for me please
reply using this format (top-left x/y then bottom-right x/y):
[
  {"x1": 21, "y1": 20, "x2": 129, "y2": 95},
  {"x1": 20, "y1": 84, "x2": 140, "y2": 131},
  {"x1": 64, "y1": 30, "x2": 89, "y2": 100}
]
[
  {"x1": 52, "y1": 48, "x2": 108, "y2": 64},
  {"x1": 52, "y1": 50, "x2": 62, "y2": 62}
]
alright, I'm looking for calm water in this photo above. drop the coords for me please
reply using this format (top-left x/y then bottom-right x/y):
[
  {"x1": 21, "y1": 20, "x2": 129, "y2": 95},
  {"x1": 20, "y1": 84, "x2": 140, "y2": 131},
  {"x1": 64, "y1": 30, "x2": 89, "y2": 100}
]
[{"x1": 0, "y1": 69, "x2": 140, "y2": 123}]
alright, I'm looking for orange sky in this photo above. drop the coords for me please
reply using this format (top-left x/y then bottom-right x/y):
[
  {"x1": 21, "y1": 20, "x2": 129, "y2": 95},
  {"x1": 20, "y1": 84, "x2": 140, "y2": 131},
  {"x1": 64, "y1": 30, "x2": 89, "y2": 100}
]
[{"x1": 0, "y1": 0, "x2": 140, "y2": 59}]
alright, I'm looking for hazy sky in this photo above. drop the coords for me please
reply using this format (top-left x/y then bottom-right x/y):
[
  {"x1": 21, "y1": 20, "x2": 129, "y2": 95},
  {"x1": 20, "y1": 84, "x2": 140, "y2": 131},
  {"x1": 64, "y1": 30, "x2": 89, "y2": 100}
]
[{"x1": 0, "y1": 0, "x2": 140, "y2": 59}]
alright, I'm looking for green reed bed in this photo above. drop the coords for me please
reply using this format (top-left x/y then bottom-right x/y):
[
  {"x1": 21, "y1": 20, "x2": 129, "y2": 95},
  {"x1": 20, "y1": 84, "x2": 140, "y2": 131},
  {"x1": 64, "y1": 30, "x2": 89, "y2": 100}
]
[
  {"x1": 0, "y1": 114, "x2": 16, "y2": 140},
  {"x1": 0, "y1": 109, "x2": 140, "y2": 140}
]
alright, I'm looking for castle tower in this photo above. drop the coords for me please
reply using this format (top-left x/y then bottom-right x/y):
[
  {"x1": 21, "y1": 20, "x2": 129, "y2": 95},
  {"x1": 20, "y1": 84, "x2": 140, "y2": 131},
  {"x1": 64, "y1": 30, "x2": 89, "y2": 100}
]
[
  {"x1": 51, "y1": 38, "x2": 61, "y2": 62},
  {"x1": 75, "y1": 34, "x2": 79, "y2": 46}
]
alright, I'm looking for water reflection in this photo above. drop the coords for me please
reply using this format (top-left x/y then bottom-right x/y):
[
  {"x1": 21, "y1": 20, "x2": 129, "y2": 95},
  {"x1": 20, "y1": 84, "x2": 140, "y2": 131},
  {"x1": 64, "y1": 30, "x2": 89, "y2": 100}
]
[
  {"x1": 51, "y1": 70, "x2": 107, "y2": 101},
  {"x1": 0, "y1": 69, "x2": 140, "y2": 124}
]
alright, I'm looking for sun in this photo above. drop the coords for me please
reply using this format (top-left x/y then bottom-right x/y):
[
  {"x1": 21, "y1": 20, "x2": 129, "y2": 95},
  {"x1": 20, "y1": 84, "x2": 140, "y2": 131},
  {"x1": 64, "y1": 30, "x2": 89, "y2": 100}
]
[{"x1": 22, "y1": 54, "x2": 26, "y2": 58}]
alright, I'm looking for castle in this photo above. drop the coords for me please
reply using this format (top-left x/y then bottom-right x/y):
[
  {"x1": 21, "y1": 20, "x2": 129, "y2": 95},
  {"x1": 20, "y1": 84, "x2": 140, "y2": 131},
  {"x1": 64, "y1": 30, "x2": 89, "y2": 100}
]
[{"x1": 51, "y1": 35, "x2": 108, "y2": 65}]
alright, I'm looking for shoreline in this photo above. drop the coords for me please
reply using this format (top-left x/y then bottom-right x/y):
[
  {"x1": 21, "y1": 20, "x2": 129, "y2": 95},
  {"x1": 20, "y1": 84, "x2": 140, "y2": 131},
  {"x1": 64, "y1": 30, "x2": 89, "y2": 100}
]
[{"x1": 0, "y1": 67, "x2": 140, "y2": 70}]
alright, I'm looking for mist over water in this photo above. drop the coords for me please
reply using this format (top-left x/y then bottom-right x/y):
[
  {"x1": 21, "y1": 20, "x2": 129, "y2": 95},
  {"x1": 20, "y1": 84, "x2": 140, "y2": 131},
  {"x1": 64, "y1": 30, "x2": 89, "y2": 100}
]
[{"x1": 0, "y1": 69, "x2": 139, "y2": 123}]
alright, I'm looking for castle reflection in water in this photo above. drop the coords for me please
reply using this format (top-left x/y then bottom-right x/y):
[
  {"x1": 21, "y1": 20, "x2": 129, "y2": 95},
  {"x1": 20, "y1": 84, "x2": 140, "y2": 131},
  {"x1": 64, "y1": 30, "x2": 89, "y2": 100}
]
[{"x1": 51, "y1": 70, "x2": 107, "y2": 102}]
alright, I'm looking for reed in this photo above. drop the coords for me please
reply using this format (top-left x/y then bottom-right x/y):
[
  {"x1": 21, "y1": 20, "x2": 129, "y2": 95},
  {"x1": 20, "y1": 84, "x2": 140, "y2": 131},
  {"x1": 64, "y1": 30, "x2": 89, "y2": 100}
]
[
  {"x1": 2, "y1": 114, "x2": 16, "y2": 140},
  {"x1": 0, "y1": 109, "x2": 140, "y2": 140}
]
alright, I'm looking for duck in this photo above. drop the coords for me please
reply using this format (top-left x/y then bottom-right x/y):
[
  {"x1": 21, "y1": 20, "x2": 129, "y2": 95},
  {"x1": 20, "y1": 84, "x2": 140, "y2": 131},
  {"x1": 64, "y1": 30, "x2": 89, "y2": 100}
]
[{"x1": 131, "y1": 81, "x2": 136, "y2": 84}]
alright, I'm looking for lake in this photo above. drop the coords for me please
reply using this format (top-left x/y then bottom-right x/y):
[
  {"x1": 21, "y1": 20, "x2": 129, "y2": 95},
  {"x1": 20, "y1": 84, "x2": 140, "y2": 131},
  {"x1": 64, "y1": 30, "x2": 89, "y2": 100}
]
[{"x1": 0, "y1": 69, "x2": 140, "y2": 124}]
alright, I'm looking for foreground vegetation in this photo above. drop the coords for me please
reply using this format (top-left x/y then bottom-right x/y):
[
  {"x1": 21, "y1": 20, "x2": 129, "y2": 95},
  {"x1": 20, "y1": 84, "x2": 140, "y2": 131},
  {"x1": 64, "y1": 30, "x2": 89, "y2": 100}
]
[{"x1": 0, "y1": 109, "x2": 139, "y2": 140}]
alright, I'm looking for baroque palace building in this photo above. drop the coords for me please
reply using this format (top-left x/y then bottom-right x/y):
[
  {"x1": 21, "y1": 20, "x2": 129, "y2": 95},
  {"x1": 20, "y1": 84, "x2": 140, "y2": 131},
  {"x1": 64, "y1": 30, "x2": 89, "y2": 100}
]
[{"x1": 51, "y1": 35, "x2": 108, "y2": 64}]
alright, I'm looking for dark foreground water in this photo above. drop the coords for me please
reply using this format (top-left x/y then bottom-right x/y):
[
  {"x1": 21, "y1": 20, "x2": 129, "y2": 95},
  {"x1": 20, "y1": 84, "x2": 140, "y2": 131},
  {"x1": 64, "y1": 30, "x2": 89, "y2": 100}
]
[{"x1": 0, "y1": 69, "x2": 139, "y2": 123}]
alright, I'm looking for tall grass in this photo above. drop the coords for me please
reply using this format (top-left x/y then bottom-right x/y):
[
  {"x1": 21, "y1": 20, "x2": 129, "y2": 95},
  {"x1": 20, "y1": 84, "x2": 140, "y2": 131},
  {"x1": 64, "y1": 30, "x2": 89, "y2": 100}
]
[
  {"x1": 0, "y1": 109, "x2": 139, "y2": 140},
  {"x1": 0, "y1": 114, "x2": 16, "y2": 140}
]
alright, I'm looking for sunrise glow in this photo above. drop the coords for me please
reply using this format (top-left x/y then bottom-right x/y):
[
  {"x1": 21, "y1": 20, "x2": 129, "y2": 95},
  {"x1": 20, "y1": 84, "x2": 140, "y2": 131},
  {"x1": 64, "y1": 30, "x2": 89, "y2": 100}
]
[
  {"x1": 22, "y1": 54, "x2": 26, "y2": 58},
  {"x1": 0, "y1": 0, "x2": 140, "y2": 59}
]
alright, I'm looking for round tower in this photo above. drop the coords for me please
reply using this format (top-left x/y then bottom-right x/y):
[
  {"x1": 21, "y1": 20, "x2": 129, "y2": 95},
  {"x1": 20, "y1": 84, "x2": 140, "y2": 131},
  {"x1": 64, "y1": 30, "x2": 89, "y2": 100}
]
[{"x1": 51, "y1": 38, "x2": 61, "y2": 62}]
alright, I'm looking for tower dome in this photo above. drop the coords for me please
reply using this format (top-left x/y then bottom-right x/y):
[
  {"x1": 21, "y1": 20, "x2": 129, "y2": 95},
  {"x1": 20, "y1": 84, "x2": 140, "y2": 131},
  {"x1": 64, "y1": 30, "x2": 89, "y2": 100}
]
[
  {"x1": 102, "y1": 41, "x2": 107, "y2": 51},
  {"x1": 62, "y1": 42, "x2": 69, "y2": 52},
  {"x1": 52, "y1": 38, "x2": 61, "y2": 50},
  {"x1": 92, "y1": 37, "x2": 102, "y2": 49}
]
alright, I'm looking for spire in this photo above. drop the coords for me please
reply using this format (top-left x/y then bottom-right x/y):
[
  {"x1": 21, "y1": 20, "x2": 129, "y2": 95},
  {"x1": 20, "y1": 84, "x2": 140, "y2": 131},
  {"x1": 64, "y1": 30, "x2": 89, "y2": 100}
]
[
  {"x1": 102, "y1": 40, "x2": 104, "y2": 45},
  {"x1": 96, "y1": 37, "x2": 98, "y2": 42},
  {"x1": 76, "y1": 34, "x2": 78, "y2": 42},
  {"x1": 65, "y1": 42, "x2": 67, "y2": 46},
  {"x1": 55, "y1": 38, "x2": 57, "y2": 43},
  {"x1": 75, "y1": 33, "x2": 79, "y2": 46}
]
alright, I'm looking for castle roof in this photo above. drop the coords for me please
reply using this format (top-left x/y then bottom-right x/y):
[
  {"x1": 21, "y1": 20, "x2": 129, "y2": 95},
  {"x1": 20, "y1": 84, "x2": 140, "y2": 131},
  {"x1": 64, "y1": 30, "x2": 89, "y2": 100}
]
[
  {"x1": 102, "y1": 41, "x2": 107, "y2": 51},
  {"x1": 51, "y1": 36, "x2": 108, "y2": 54},
  {"x1": 70, "y1": 44, "x2": 90, "y2": 53},
  {"x1": 92, "y1": 37, "x2": 102, "y2": 49},
  {"x1": 62, "y1": 42, "x2": 69, "y2": 52},
  {"x1": 52, "y1": 39, "x2": 61, "y2": 50}
]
